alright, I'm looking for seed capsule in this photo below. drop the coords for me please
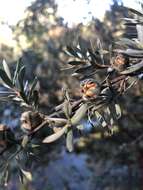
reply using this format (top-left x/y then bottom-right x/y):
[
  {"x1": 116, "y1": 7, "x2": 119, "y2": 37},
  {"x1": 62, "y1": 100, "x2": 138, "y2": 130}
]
[
  {"x1": 111, "y1": 54, "x2": 129, "y2": 72},
  {"x1": 20, "y1": 111, "x2": 43, "y2": 132},
  {"x1": 80, "y1": 78, "x2": 100, "y2": 100},
  {"x1": 0, "y1": 124, "x2": 14, "y2": 148}
]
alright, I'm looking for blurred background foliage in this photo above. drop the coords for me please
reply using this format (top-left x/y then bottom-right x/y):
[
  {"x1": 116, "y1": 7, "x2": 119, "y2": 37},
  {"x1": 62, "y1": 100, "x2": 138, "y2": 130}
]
[{"x1": 0, "y1": 0, "x2": 143, "y2": 189}]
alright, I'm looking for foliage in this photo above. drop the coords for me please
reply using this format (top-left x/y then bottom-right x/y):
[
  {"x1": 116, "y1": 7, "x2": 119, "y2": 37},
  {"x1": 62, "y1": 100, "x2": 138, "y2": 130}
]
[{"x1": 0, "y1": 4, "x2": 143, "y2": 187}]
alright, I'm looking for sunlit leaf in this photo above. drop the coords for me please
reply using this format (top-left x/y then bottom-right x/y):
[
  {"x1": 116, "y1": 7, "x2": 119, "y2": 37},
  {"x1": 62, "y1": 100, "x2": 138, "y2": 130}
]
[
  {"x1": 115, "y1": 104, "x2": 122, "y2": 119},
  {"x1": 95, "y1": 111, "x2": 107, "y2": 127},
  {"x1": 18, "y1": 66, "x2": 26, "y2": 91},
  {"x1": 2, "y1": 60, "x2": 12, "y2": 80},
  {"x1": 0, "y1": 69, "x2": 14, "y2": 88},
  {"x1": 3, "y1": 170, "x2": 9, "y2": 187},
  {"x1": 21, "y1": 135, "x2": 29, "y2": 148},
  {"x1": 126, "y1": 7, "x2": 143, "y2": 17},
  {"x1": 43, "y1": 125, "x2": 68, "y2": 143},
  {"x1": 66, "y1": 46, "x2": 80, "y2": 58},
  {"x1": 63, "y1": 100, "x2": 72, "y2": 119},
  {"x1": 120, "y1": 60, "x2": 143, "y2": 74},
  {"x1": 31, "y1": 144, "x2": 40, "y2": 148},
  {"x1": 13, "y1": 59, "x2": 21, "y2": 85},
  {"x1": 18, "y1": 169, "x2": 24, "y2": 184},
  {"x1": 21, "y1": 169, "x2": 32, "y2": 181},
  {"x1": 116, "y1": 38, "x2": 140, "y2": 49},
  {"x1": 116, "y1": 49, "x2": 143, "y2": 58},
  {"x1": 71, "y1": 103, "x2": 88, "y2": 125},
  {"x1": 24, "y1": 80, "x2": 29, "y2": 94},
  {"x1": 76, "y1": 124, "x2": 84, "y2": 130},
  {"x1": 48, "y1": 118, "x2": 67, "y2": 127}
]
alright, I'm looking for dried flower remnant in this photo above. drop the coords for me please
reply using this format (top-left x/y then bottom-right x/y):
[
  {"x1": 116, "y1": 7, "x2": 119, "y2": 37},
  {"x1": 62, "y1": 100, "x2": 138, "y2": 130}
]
[
  {"x1": 80, "y1": 78, "x2": 100, "y2": 100},
  {"x1": 20, "y1": 111, "x2": 44, "y2": 132},
  {"x1": 111, "y1": 53, "x2": 129, "y2": 72}
]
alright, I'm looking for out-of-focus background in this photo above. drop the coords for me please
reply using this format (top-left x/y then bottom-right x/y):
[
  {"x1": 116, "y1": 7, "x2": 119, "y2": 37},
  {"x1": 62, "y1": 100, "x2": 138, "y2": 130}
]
[{"x1": 0, "y1": 0, "x2": 143, "y2": 189}]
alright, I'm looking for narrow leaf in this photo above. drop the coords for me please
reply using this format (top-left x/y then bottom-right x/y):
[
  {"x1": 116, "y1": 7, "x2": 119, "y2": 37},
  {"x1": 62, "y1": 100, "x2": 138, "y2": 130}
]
[
  {"x1": 0, "y1": 69, "x2": 14, "y2": 88},
  {"x1": 21, "y1": 135, "x2": 29, "y2": 148},
  {"x1": 2, "y1": 60, "x2": 12, "y2": 80},
  {"x1": 120, "y1": 60, "x2": 143, "y2": 74},
  {"x1": 78, "y1": 37, "x2": 87, "y2": 58},
  {"x1": 71, "y1": 103, "x2": 88, "y2": 125},
  {"x1": 115, "y1": 104, "x2": 122, "y2": 119},
  {"x1": 28, "y1": 77, "x2": 38, "y2": 98},
  {"x1": 18, "y1": 66, "x2": 26, "y2": 91},
  {"x1": 76, "y1": 124, "x2": 84, "y2": 130},
  {"x1": 48, "y1": 117, "x2": 67, "y2": 127},
  {"x1": 18, "y1": 169, "x2": 24, "y2": 184},
  {"x1": 13, "y1": 59, "x2": 21, "y2": 84},
  {"x1": 68, "y1": 61, "x2": 86, "y2": 65},
  {"x1": 63, "y1": 100, "x2": 72, "y2": 119},
  {"x1": 66, "y1": 129, "x2": 74, "y2": 152},
  {"x1": 127, "y1": 7, "x2": 143, "y2": 17},
  {"x1": 21, "y1": 169, "x2": 32, "y2": 181},
  {"x1": 95, "y1": 111, "x2": 107, "y2": 127},
  {"x1": 43, "y1": 125, "x2": 68, "y2": 143},
  {"x1": 66, "y1": 46, "x2": 80, "y2": 58}
]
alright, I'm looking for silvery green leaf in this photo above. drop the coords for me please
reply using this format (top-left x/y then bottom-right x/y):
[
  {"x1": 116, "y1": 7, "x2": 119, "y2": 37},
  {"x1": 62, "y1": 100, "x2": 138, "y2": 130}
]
[
  {"x1": 18, "y1": 169, "x2": 24, "y2": 184},
  {"x1": 20, "y1": 102, "x2": 30, "y2": 108},
  {"x1": 21, "y1": 135, "x2": 29, "y2": 148},
  {"x1": 74, "y1": 65, "x2": 96, "y2": 77},
  {"x1": 136, "y1": 25, "x2": 143, "y2": 43},
  {"x1": 31, "y1": 144, "x2": 40, "y2": 148},
  {"x1": 78, "y1": 37, "x2": 87, "y2": 58},
  {"x1": 95, "y1": 111, "x2": 107, "y2": 127},
  {"x1": 122, "y1": 18, "x2": 138, "y2": 22},
  {"x1": 24, "y1": 80, "x2": 29, "y2": 94},
  {"x1": 97, "y1": 38, "x2": 104, "y2": 64},
  {"x1": 48, "y1": 118, "x2": 67, "y2": 127},
  {"x1": 0, "y1": 69, "x2": 14, "y2": 88},
  {"x1": 66, "y1": 46, "x2": 80, "y2": 58},
  {"x1": 120, "y1": 60, "x2": 143, "y2": 74},
  {"x1": 115, "y1": 49, "x2": 143, "y2": 58},
  {"x1": 66, "y1": 129, "x2": 73, "y2": 152},
  {"x1": 110, "y1": 118, "x2": 114, "y2": 126},
  {"x1": 21, "y1": 169, "x2": 32, "y2": 181},
  {"x1": 28, "y1": 77, "x2": 38, "y2": 98},
  {"x1": 61, "y1": 66, "x2": 76, "y2": 75},
  {"x1": 3, "y1": 170, "x2": 9, "y2": 187},
  {"x1": 116, "y1": 38, "x2": 140, "y2": 49},
  {"x1": 76, "y1": 124, "x2": 84, "y2": 130},
  {"x1": 71, "y1": 103, "x2": 88, "y2": 125},
  {"x1": 0, "y1": 91, "x2": 15, "y2": 96},
  {"x1": 2, "y1": 60, "x2": 12, "y2": 80},
  {"x1": 12, "y1": 97, "x2": 22, "y2": 101},
  {"x1": 127, "y1": 7, "x2": 143, "y2": 17},
  {"x1": 63, "y1": 100, "x2": 72, "y2": 119},
  {"x1": 115, "y1": 104, "x2": 121, "y2": 119},
  {"x1": 18, "y1": 66, "x2": 26, "y2": 91},
  {"x1": 13, "y1": 59, "x2": 21, "y2": 85},
  {"x1": 43, "y1": 125, "x2": 68, "y2": 143}
]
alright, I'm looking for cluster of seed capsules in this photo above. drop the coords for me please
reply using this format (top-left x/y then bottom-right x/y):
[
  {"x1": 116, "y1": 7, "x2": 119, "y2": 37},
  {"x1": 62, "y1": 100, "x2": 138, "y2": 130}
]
[{"x1": 80, "y1": 53, "x2": 143, "y2": 100}]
